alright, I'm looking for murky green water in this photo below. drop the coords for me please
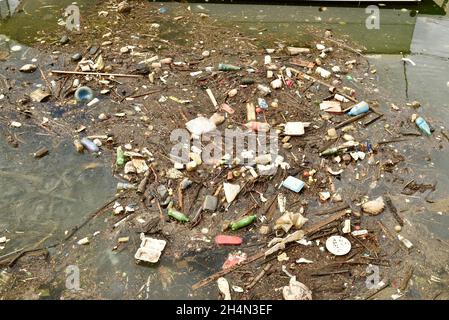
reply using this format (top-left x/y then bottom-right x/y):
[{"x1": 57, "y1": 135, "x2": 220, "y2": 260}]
[
  {"x1": 1, "y1": 0, "x2": 449, "y2": 299},
  {"x1": 0, "y1": 137, "x2": 116, "y2": 247}
]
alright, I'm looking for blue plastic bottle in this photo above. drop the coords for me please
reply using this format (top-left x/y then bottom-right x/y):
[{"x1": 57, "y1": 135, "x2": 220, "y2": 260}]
[
  {"x1": 415, "y1": 117, "x2": 431, "y2": 136},
  {"x1": 347, "y1": 101, "x2": 369, "y2": 116}
]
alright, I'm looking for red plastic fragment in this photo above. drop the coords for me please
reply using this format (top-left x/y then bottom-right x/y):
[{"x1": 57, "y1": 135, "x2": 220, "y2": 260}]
[{"x1": 215, "y1": 235, "x2": 243, "y2": 246}]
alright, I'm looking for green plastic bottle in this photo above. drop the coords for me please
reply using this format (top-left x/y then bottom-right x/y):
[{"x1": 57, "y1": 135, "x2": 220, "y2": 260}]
[
  {"x1": 168, "y1": 208, "x2": 190, "y2": 223},
  {"x1": 116, "y1": 146, "x2": 125, "y2": 166},
  {"x1": 320, "y1": 147, "x2": 339, "y2": 157},
  {"x1": 230, "y1": 215, "x2": 257, "y2": 231}
]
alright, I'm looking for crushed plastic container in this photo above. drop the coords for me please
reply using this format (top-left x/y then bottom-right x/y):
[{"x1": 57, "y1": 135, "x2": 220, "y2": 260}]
[{"x1": 134, "y1": 233, "x2": 166, "y2": 263}]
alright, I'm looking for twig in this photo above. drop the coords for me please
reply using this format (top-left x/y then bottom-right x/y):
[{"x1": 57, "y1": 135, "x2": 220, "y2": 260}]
[
  {"x1": 50, "y1": 70, "x2": 142, "y2": 78},
  {"x1": 309, "y1": 203, "x2": 349, "y2": 216},
  {"x1": 246, "y1": 263, "x2": 272, "y2": 290},
  {"x1": 335, "y1": 111, "x2": 371, "y2": 129},
  {"x1": 311, "y1": 269, "x2": 350, "y2": 276},
  {"x1": 128, "y1": 89, "x2": 163, "y2": 99},
  {"x1": 364, "y1": 113, "x2": 383, "y2": 127},
  {"x1": 385, "y1": 196, "x2": 404, "y2": 226},
  {"x1": 400, "y1": 265, "x2": 414, "y2": 291},
  {"x1": 364, "y1": 281, "x2": 390, "y2": 300}
]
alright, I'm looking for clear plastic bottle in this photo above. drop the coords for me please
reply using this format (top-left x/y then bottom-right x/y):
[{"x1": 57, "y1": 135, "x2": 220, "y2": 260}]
[
  {"x1": 415, "y1": 117, "x2": 431, "y2": 136},
  {"x1": 347, "y1": 101, "x2": 369, "y2": 116}
]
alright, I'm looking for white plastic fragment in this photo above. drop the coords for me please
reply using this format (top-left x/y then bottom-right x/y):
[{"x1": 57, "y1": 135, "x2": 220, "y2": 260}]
[
  {"x1": 10, "y1": 121, "x2": 22, "y2": 128},
  {"x1": 217, "y1": 277, "x2": 232, "y2": 300},
  {"x1": 342, "y1": 219, "x2": 351, "y2": 234},
  {"x1": 223, "y1": 183, "x2": 241, "y2": 203},
  {"x1": 351, "y1": 229, "x2": 368, "y2": 237},
  {"x1": 275, "y1": 211, "x2": 308, "y2": 233},
  {"x1": 134, "y1": 233, "x2": 166, "y2": 263},
  {"x1": 401, "y1": 58, "x2": 416, "y2": 66},
  {"x1": 185, "y1": 117, "x2": 216, "y2": 136},
  {"x1": 77, "y1": 237, "x2": 90, "y2": 245},
  {"x1": 398, "y1": 235, "x2": 413, "y2": 249},
  {"x1": 270, "y1": 78, "x2": 283, "y2": 89},
  {"x1": 284, "y1": 122, "x2": 305, "y2": 136},
  {"x1": 206, "y1": 88, "x2": 218, "y2": 108},
  {"x1": 232, "y1": 285, "x2": 244, "y2": 293},
  {"x1": 315, "y1": 67, "x2": 331, "y2": 79},
  {"x1": 362, "y1": 196, "x2": 385, "y2": 215},
  {"x1": 287, "y1": 47, "x2": 310, "y2": 55},
  {"x1": 282, "y1": 276, "x2": 312, "y2": 300},
  {"x1": 334, "y1": 94, "x2": 349, "y2": 102},
  {"x1": 296, "y1": 258, "x2": 314, "y2": 264}
]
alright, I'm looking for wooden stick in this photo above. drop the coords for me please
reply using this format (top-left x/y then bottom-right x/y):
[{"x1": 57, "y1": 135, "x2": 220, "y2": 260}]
[
  {"x1": 246, "y1": 263, "x2": 272, "y2": 290},
  {"x1": 364, "y1": 113, "x2": 384, "y2": 126},
  {"x1": 309, "y1": 203, "x2": 349, "y2": 216},
  {"x1": 50, "y1": 70, "x2": 142, "y2": 78},
  {"x1": 303, "y1": 210, "x2": 347, "y2": 235},
  {"x1": 335, "y1": 111, "x2": 371, "y2": 129},
  {"x1": 128, "y1": 89, "x2": 163, "y2": 99},
  {"x1": 311, "y1": 269, "x2": 350, "y2": 276}
]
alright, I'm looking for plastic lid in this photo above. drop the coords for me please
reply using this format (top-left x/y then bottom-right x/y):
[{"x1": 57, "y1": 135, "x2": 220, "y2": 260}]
[{"x1": 325, "y1": 235, "x2": 351, "y2": 256}]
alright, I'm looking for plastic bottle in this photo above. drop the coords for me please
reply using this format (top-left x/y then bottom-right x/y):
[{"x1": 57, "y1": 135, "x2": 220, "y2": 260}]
[
  {"x1": 415, "y1": 117, "x2": 431, "y2": 136},
  {"x1": 230, "y1": 215, "x2": 257, "y2": 231},
  {"x1": 320, "y1": 147, "x2": 339, "y2": 157},
  {"x1": 117, "y1": 182, "x2": 136, "y2": 191},
  {"x1": 167, "y1": 208, "x2": 190, "y2": 223},
  {"x1": 218, "y1": 63, "x2": 241, "y2": 71},
  {"x1": 320, "y1": 141, "x2": 363, "y2": 157},
  {"x1": 347, "y1": 101, "x2": 369, "y2": 116},
  {"x1": 315, "y1": 67, "x2": 331, "y2": 79},
  {"x1": 116, "y1": 146, "x2": 125, "y2": 166},
  {"x1": 74, "y1": 86, "x2": 94, "y2": 102},
  {"x1": 80, "y1": 137, "x2": 99, "y2": 153}
]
